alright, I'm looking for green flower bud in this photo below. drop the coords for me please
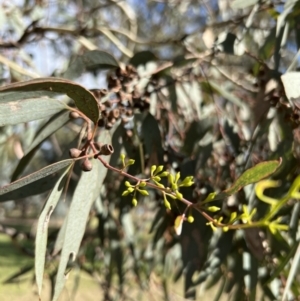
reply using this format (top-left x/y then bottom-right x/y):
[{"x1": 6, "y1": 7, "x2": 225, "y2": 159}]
[
  {"x1": 229, "y1": 212, "x2": 237, "y2": 222},
  {"x1": 152, "y1": 176, "x2": 161, "y2": 182},
  {"x1": 154, "y1": 181, "x2": 165, "y2": 188},
  {"x1": 122, "y1": 190, "x2": 130, "y2": 196},
  {"x1": 154, "y1": 165, "x2": 164, "y2": 175},
  {"x1": 187, "y1": 216, "x2": 194, "y2": 223},
  {"x1": 120, "y1": 154, "x2": 126, "y2": 167},
  {"x1": 159, "y1": 171, "x2": 169, "y2": 177},
  {"x1": 180, "y1": 176, "x2": 194, "y2": 187},
  {"x1": 175, "y1": 172, "x2": 180, "y2": 183},
  {"x1": 175, "y1": 190, "x2": 183, "y2": 200},
  {"x1": 172, "y1": 183, "x2": 178, "y2": 191},
  {"x1": 125, "y1": 181, "x2": 131, "y2": 187},
  {"x1": 132, "y1": 198, "x2": 138, "y2": 207},
  {"x1": 207, "y1": 206, "x2": 221, "y2": 212},
  {"x1": 164, "y1": 199, "x2": 171, "y2": 210},
  {"x1": 138, "y1": 189, "x2": 149, "y2": 196},
  {"x1": 150, "y1": 165, "x2": 157, "y2": 176},
  {"x1": 139, "y1": 181, "x2": 147, "y2": 187},
  {"x1": 127, "y1": 159, "x2": 135, "y2": 165},
  {"x1": 127, "y1": 187, "x2": 134, "y2": 193},
  {"x1": 168, "y1": 174, "x2": 174, "y2": 184}
]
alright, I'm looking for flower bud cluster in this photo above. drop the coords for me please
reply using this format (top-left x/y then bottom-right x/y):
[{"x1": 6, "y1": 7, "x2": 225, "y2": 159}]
[{"x1": 91, "y1": 65, "x2": 150, "y2": 130}]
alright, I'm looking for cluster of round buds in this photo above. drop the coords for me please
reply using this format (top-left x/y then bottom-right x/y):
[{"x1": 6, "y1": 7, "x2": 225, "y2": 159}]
[
  {"x1": 96, "y1": 92, "x2": 134, "y2": 130},
  {"x1": 89, "y1": 65, "x2": 151, "y2": 130},
  {"x1": 68, "y1": 143, "x2": 114, "y2": 172}
]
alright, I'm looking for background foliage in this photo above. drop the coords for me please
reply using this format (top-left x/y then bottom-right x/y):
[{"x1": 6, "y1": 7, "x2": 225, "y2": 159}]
[{"x1": 1, "y1": 0, "x2": 300, "y2": 300}]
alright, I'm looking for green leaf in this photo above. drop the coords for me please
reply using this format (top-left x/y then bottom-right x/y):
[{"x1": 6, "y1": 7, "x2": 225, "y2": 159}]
[
  {"x1": 182, "y1": 120, "x2": 213, "y2": 156},
  {"x1": 129, "y1": 50, "x2": 157, "y2": 67},
  {"x1": 214, "y1": 32, "x2": 236, "y2": 54},
  {"x1": 11, "y1": 111, "x2": 70, "y2": 181},
  {"x1": 294, "y1": 15, "x2": 300, "y2": 50},
  {"x1": 35, "y1": 166, "x2": 72, "y2": 297},
  {"x1": 258, "y1": 27, "x2": 276, "y2": 62},
  {"x1": 10, "y1": 146, "x2": 38, "y2": 182},
  {"x1": 164, "y1": 75, "x2": 177, "y2": 111},
  {"x1": 265, "y1": 242, "x2": 298, "y2": 285},
  {"x1": 0, "y1": 93, "x2": 66, "y2": 126},
  {"x1": 141, "y1": 112, "x2": 164, "y2": 165},
  {"x1": 53, "y1": 131, "x2": 111, "y2": 301},
  {"x1": 63, "y1": 50, "x2": 119, "y2": 79},
  {"x1": 281, "y1": 242, "x2": 300, "y2": 301},
  {"x1": 0, "y1": 77, "x2": 99, "y2": 124},
  {"x1": 0, "y1": 158, "x2": 75, "y2": 202},
  {"x1": 172, "y1": 55, "x2": 197, "y2": 67},
  {"x1": 223, "y1": 159, "x2": 281, "y2": 197}
]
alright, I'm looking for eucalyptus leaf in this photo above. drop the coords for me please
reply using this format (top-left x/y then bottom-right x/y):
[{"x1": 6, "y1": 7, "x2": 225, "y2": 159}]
[
  {"x1": 35, "y1": 166, "x2": 72, "y2": 297},
  {"x1": 141, "y1": 112, "x2": 164, "y2": 165},
  {"x1": 281, "y1": 243, "x2": 300, "y2": 301},
  {"x1": 0, "y1": 77, "x2": 99, "y2": 124},
  {"x1": 63, "y1": 50, "x2": 119, "y2": 79},
  {"x1": 0, "y1": 158, "x2": 75, "y2": 202},
  {"x1": 221, "y1": 159, "x2": 281, "y2": 199},
  {"x1": 0, "y1": 95, "x2": 66, "y2": 126},
  {"x1": 52, "y1": 154, "x2": 110, "y2": 301},
  {"x1": 206, "y1": 80, "x2": 246, "y2": 108},
  {"x1": 11, "y1": 111, "x2": 70, "y2": 181},
  {"x1": 129, "y1": 50, "x2": 157, "y2": 67}
]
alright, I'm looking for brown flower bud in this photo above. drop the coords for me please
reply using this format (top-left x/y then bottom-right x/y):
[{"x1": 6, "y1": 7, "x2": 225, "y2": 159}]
[
  {"x1": 81, "y1": 159, "x2": 93, "y2": 172},
  {"x1": 100, "y1": 89, "x2": 108, "y2": 96},
  {"x1": 90, "y1": 89, "x2": 102, "y2": 100},
  {"x1": 69, "y1": 111, "x2": 80, "y2": 119},
  {"x1": 98, "y1": 144, "x2": 114, "y2": 155},
  {"x1": 108, "y1": 117, "x2": 116, "y2": 125},
  {"x1": 109, "y1": 108, "x2": 120, "y2": 119},
  {"x1": 98, "y1": 118, "x2": 106, "y2": 127},
  {"x1": 105, "y1": 122, "x2": 113, "y2": 129},
  {"x1": 69, "y1": 148, "x2": 82, "y2": 158}
]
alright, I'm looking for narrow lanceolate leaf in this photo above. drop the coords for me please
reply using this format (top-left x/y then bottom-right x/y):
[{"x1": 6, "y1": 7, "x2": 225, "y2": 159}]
[
  {"x1": 224, "y1": 159, "x2": 281, "y2": 196},
  {"x1": 0, "y1": 94, "x2": 66, "y2": 126},
  {"x1": 203, "y1": 159, "x2": 282, "y2": 202},
  {"x1": 0, "y1": 77, "x2": 100, "y2": 124},
  {"x1": 207, "y1": 80, "x2": 246, "y2": 108},
  {"x1": 141, "y1": 112, "x2": 164, "y2": 165},
  {"x1": 35, "y1": 166, "x2": 72, "y2": 297},
  {"x1": 281, "y1": 242, "x2": 300, "y2": 301},
  {"x1": 0, "y1": 159, "x2": 75, "y2": 202},
  {"x1": 53, "y1": 155, "x2": 110, "y2": 301},
  {"x1": 63, "y1": 50, "x2": 119, "y2": 79},
  {"x1": 11, "y1": 111, "x2": 70, "y2": 181}
]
